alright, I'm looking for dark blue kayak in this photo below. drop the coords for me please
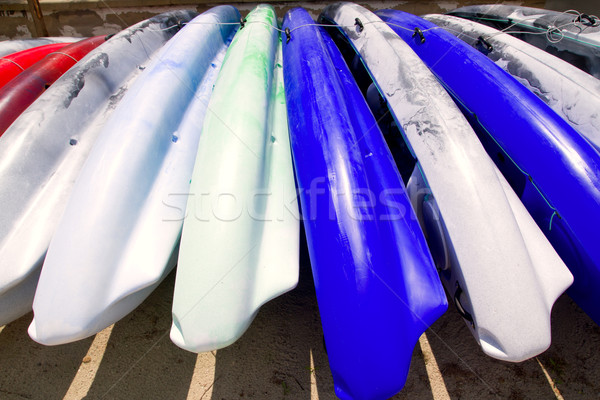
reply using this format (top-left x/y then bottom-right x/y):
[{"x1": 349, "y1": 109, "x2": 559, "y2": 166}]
[
  {"x1": 282, "y1": 7, "x2": 447, "y2": 400},
  {"x1": 378, "y1": 9, "x2": 600, "y2": 325}
]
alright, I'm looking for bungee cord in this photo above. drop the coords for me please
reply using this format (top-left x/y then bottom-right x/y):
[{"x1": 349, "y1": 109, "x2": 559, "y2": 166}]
[{"x1": 149, "y1": 9, "x2": 598, "y2": 49}]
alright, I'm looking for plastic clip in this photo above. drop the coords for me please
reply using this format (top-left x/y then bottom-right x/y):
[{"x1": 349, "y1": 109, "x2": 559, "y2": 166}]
[
  {"x1": 240, "y1": 17, "x2": 246, "y2": 29},
  {"x1": 413, "y1": 27, "x2": 425, "y2": 43},
  {"x1": 354, "y1": 17, "x2": 364, "y2": 32},
  {"x1": 285, "y1": 27, "x2": 291, "y2": 43}
]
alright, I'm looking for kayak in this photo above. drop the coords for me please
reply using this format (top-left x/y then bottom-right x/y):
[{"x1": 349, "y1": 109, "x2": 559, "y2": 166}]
[
  {"x1": 29, "y1": 6, "x2": 238, "y2": 345},
  {"x1": 448, "y1": 5, "x2": 600, "y2": 78},
  {"x1": 0, "y1": 10, "x2": 197, "y2": 327},
  {"x1": 283, "y1": 7, "x2": 447, "y2": 399},
  {"x1": 0, "y1": 36, "x2": 106, "y2": 135},
  {"x1": 321, "y1": 3, "x2": 572, "y2": 362},
  {"x1": 0, "y1": 37, "x2": 81, "y2": 58},
  {"x1": 425, "y1": 13, "x2": 600, "y2": 152},
  {"x1": 379, "y1": 9, "x2": 600, "y2": 326},
  {"x1": 171, "y1": 4, "x2": 299, "y2": 353},
  {"x1": 0, "y1": 43, "x2": 70, "y2": 89}
]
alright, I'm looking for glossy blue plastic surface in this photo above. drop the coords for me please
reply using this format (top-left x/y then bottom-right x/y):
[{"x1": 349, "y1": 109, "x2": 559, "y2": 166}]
[
  {"x1": 378, "y1": 9, "x2": 600, "y2": 325},
  {"x1": 282, "y1": 8, "x2": 448, "y2": 400}
]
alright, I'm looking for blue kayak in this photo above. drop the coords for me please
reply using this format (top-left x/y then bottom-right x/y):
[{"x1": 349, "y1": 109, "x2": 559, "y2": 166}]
[
  {"x1": 282, "y1": 7, "x2": 447, "y2": 400},
  {"x1": 378, "y1": 9, "x2": 600, "y2": 325}
]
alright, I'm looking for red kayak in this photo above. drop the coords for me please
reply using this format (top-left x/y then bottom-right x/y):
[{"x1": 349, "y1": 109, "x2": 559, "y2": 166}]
[
  {"x1": 0, "y1": 43, "x2": 71, "y2": 89},
  {"x1": 0, "y1": 36, "x2": 106, "y2": 135}
]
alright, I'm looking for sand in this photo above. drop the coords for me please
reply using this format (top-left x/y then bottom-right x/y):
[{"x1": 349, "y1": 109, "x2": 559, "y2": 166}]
[{"x1": 0, "y1": 258, "x2": 599, "y2": 399}]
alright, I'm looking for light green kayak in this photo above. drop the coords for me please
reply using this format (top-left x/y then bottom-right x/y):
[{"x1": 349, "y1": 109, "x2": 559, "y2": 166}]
[{"x1": 170, "y1": 4, "x2": 299, "y2": 352}]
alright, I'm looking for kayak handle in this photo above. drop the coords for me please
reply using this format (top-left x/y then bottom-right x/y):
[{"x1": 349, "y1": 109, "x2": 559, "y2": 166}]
[
  {"x1": 354, "y1": 17, "x2": 364, "y2": 32},
  {"x1": 454, "y1": 282, "x2": 474, "y2": 326},
  {"x1": 413, "y1": 27, "x2": 425, "y2": 43},
  {"x1": 477, "y1": 36, "x2": 493, "y2": 52},
  {"x1": 575, "y1": 13, "x2": 600, "y2": 27}
]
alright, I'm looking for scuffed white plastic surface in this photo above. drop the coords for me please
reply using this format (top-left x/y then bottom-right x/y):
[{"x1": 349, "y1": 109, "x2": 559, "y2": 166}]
[
  {"x1": 425, "y1": 14, "x2": 600, "y2": 152},
  {"x1": 28, "y1": 7, "x2": 239, "y2": 345},
  {"x1": 322, "y1": 3, "x2": 573, "y2": 362},
  {"x1": 0, "y1": 10, "x2": 196, "y2": 326}
]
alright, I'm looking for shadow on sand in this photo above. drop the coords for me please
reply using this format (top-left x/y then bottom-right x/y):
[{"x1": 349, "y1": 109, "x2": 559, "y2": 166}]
[
  {"x1": 2, "y1": 242, "x2": 599, "y2": 399},
  {"x1": 0, "y1": 311, "x2": 92, "y2": 399},
  {"x1": 83, "y1": 271, "x2": 197, "y2": 400}
]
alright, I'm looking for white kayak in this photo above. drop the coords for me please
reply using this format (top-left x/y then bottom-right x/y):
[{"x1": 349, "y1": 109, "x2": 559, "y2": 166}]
[
  {"x1": 425, "y1": 13, "x2": 600, "y2": 152},
  {"x1": 321, "y1": 2, "x2": 573, "y2": 362},
  {"x1": 170, "y1": 5, "x2": 299, "y2": 353},
  {"x1": 0, "y1": 10, "x2": 196, "y2": 326},
  {"x1": 29, "y1": 6, "x2": 240, "y2": 345}
]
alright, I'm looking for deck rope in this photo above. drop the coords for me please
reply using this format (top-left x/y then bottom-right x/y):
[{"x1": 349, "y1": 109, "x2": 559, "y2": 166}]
[
  {"x1": 0, "y1": 57, "x2": 25, "y2": 71},
  {"x1": 149, "y1": 12, "x2": 567, "y2": 231}
]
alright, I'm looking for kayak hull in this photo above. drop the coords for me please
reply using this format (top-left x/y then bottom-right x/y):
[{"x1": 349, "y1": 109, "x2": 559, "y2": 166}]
[
  {"x1": 0, "y1": 43, "x2": 70, "y2": 89},
  {"x1": 283, "y1": 7, "x2": 447, "y2": 399},
  {"x1": 0, "y1": 36, "x2": 106, "y2": 135},
  {"x1": 0, "y1": 37, "x2": 81, "y2": 58},
  {"x1": 171, "y1": 4, "x2": 300, "y2": 353},
  {"x1": 29, "y1": 7, "x2": 239, "y2": 345}
]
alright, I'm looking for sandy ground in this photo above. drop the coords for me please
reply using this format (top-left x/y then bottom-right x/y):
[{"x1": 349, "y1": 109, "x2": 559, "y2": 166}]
[{"x1": 0, "y1": 250, "x2": 599, "y2": 400}]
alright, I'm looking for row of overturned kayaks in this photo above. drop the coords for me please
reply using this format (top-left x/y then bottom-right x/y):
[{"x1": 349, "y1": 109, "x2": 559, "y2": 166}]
[{"x1": 1, "y1": 3, "x2": 599, "y2": 399}]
